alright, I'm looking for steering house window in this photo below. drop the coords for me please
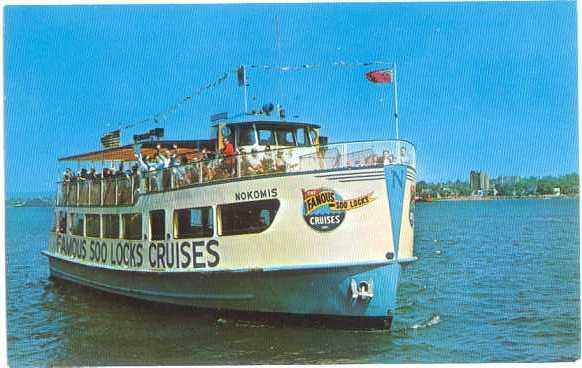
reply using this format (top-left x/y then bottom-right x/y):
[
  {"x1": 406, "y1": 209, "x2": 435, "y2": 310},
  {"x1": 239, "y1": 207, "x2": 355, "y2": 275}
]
[
  {"x1": 219, "y1": 199, "x2": 280, "y2": 236},
  {"x1": 103, "y1": 214, "x2": 120, "y2": 239},
  {"x1": 86, "y1": 214, "x2": 101, "y2": 238},
  {"x1": 70, "y1": 213, "x2": 84, "y2": 236},
  {"x1": 150, "y1": 210, "x2": 165, "y2": 241},
  {"x1": 122, "y1": 213, "x2": 142, "y2": 240},
  {"x1": 173, "y1": 207, "x2": 214, "y2": 239}
]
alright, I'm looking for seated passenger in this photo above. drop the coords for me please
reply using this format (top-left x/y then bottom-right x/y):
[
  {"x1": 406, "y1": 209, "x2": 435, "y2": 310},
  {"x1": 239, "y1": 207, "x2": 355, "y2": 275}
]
[
  {"x1": 274, "y1": 151, "x2": 287, "y2": 172},
  {"x1": 382, "y1": 150, "x2": 395, "y2": 164},
  {"x1": 239, "y1": 151, "x2": 252, "y2": 176},
  {"x1": 399, "y1": 147, "x2": 410, "y2": 165},
  {"x1": 247, "y1": 149, "x2": 264, "y2": 175},
  {"x1": 261, "y1": 145, "x2": 275, "y2": 172}
]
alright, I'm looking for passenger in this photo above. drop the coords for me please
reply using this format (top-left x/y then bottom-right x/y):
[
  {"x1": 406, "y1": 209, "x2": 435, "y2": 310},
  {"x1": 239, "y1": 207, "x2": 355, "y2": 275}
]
[
  {"x1": 199, "y1": 148, "x2": 214, "y2": 181},
  {"x1": 399, "y1": 146, "x2": 410, "y2": 165},
  {"x1": 63, "y1": 168, "x2": 72, "y2": 182},
  {"x1": 148, "y1": 148, "x2": 166, "y2": 191},
  {"x1": 274, "y1": 151, "x2": 287, "y2": 172},
  {"x1": 88, "y1": 168, "x2": 96, "y2": 180},
  {"x1": 173, "y1": 155, "x2": 187, "y2": 186},
  {"x1": 169, "y1": 144, "x2": 179, "y2": 167},
  {"x1": 158, "y1": 149, "x2": 173, "y2": 190},
  {"x1": 135, "y1": 152, "x2": 150, "y2": 173},
  {"x1": 58, "y1": 215, "x2": 66, "y2": 233},
  {"x1": 79, "y1": 168, "x2": 88, "y2": 181},
  {"x1": 382, "y1": 150, "x2": 394, "y2": 165},
  {"x1": 222, "y1": 137, "x2": 236, "y2": 176},
  {"x1": 239, "y1": 150, "x2": 253, "y2": 176},
  {"x1": 158, "y1": 147, "x2": 172, "y2": 168},
  {"x1": 181, "y1": 155, "x2": 193, "y2": 185},
  {"x1": 261, "y1": 145, "x2": 275, "y2": 172},
  {"x1": 247, "y1": 148, "x2": 264, "y2": 175}
]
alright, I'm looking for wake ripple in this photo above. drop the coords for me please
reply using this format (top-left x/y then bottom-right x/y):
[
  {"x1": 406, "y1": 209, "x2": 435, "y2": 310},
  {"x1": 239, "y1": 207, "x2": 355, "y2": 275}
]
[{"x1": 410, "y1": 314, "x2": 442, "y2": 330}]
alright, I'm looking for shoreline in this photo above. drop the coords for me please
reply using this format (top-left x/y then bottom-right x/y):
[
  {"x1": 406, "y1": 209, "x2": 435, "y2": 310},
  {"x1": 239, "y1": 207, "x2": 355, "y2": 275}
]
[{"x1": 427, "y1": 195, "x2": 579, "y2": 202}]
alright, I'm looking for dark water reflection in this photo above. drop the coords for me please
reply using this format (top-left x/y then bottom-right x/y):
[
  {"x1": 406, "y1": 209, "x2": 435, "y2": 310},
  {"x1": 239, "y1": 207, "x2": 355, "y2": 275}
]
[{"x1": 6, "y1": 199, "x2": 580, "y2": 365}]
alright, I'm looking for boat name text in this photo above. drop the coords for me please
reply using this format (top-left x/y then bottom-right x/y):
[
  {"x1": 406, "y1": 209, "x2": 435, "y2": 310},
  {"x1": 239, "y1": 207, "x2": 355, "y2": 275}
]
[
  {"x1": 235, "y1": 188, "x2": 278, "y2": 201},
  {"x1": 54, "y1": 234, "x2": 220, "y2": 270}
]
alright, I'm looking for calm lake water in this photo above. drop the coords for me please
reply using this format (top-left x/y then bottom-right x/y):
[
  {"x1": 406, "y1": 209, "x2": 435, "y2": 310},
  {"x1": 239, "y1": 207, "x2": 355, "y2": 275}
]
[{"x1": 6, "y1": 199, "x2": 580, "y2": 365}]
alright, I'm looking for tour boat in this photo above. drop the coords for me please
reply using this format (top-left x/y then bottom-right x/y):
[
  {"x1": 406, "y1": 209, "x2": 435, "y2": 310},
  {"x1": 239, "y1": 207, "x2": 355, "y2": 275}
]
[{"x1": 43, "y1": 69, "x2": 417, "y2": 329}]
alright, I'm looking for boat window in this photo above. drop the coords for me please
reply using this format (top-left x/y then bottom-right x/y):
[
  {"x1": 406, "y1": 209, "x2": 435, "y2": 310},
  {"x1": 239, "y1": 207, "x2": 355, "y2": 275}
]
[
  {"x1": 173, "y1": 207, "x2": 214, "y2": 239},
  {"x1": 57, "y1": 211, "x2": 67, "y2": 234},
  {"x1": 103, "y1": 214, "x2": 120, "y2": 239},
  {"x1": 275, "y1": 128, "x2": 296, "y2": 146},
  {"x1": 238, "y1": 126, "x2": 256, "y2": 146},
  {"x1": 219, "y1": 199, "x2": 280, "y2": 236},
  {"x1": 70, "y1": 213, "x2": 84, "y2": 236},
  {"x1": 150, "y1": 210, "x2": 165, "y2": 241},
  {"x1": 86, "y1": 214, "x2": 101, "y2": 238},
  {"x1": 258, "y1": 129, "x2": 276, "y2": 145},
  {"x1": 221, "y1": 126, "x2": 232, "y2": 139},
  {"x1": 122, "y1": 213, "x2": 142, "y2": 240},
  {"x1": 296, "y1": 128, "x2": 309, "y2": 147},
  {"x1": 308, "y1": 128, "x2": 318, "y2": 144}
]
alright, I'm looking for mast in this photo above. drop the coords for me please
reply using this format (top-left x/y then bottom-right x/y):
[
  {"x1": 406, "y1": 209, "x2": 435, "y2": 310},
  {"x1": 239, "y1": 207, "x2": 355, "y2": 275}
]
[{"x1": 392, "y1": 63, "x2": 400, "y2": 140}]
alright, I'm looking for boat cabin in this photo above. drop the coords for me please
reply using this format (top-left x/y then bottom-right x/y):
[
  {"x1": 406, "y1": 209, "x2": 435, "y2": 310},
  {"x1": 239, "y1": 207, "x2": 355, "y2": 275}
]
[{"x1": 214, "y1": 120, "x2": 326, "y2": 153}]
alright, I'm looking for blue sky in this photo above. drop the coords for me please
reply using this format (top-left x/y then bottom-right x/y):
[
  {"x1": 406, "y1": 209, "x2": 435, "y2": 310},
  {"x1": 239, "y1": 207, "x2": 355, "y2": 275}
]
[{"x1": 4, "y1": 2, "x2": 578, "y2": 194}]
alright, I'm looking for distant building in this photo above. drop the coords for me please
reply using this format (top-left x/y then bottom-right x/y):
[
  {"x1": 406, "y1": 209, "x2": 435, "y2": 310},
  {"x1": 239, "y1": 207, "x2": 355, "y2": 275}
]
[
  {"x1": 470, "y1": 170, "x2": 490, "y2": 194},
  {"x1": 497, "y1": 176, "x2": 522, "y2": 186},
  {"x1": 480, "y1": 172, "x2": 490, "y2": 191},
  {"x1": 470, "y1": 171, "x2": 481, "y2": 192}
]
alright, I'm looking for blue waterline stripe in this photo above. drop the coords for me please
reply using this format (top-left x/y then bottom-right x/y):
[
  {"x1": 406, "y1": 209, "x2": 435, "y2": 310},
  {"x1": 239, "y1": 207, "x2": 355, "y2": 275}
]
[{"x1": 50, "y1": 267, "x2": 256, "y2": 301}]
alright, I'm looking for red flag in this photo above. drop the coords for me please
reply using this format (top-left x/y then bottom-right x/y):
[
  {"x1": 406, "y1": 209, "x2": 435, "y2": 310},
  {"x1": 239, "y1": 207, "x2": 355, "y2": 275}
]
[
  {"x1": 366, "y1": 69, "x2": 393, "y2": 83},
  {"x1": 237, "y1": 65, "x2": 246, "y2": 86}
]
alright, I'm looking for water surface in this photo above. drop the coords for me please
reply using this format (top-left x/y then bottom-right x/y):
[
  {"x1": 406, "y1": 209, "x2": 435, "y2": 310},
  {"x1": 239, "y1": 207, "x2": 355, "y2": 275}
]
[{"x1": 6, "y1": 199, "x2": 580, "y2": 365}]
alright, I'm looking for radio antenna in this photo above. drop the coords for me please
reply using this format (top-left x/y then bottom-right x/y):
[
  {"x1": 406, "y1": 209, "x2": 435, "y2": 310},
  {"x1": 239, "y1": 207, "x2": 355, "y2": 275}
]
[{"x1": 275, "y1": 16, "x2": 284, "y2": 118}]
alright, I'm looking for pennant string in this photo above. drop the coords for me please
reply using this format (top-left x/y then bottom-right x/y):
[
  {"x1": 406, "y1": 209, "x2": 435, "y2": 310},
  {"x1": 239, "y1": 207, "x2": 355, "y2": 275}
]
[{"x1": 111, "y1": 60, "x2": 393, "y2": 133}]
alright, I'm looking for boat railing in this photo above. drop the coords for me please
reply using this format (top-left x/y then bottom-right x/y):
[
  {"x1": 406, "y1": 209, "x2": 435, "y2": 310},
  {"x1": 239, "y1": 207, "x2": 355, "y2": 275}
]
[{"x1": 56, "y1": 139, "x2": 415, "y2": 207}]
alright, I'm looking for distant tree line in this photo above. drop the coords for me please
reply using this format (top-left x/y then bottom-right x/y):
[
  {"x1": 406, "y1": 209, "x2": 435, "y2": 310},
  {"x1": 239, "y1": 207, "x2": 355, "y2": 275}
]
[{"x1": 416, "y1": 173, "x2": 579, "y2": 198}]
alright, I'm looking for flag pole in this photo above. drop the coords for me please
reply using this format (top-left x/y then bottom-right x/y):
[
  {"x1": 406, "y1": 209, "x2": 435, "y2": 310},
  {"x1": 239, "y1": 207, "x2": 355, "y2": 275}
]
[
  {"x1": 243, "y1": 66, "x2": 248, "y2": 114},
  {"x1": 392, "y1": 63, "x2": 400, "y2": 140}
]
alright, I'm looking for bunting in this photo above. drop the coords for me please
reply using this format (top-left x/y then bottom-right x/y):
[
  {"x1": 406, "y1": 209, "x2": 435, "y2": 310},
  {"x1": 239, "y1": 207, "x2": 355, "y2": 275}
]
[{"x1": 109, "y1": 60, "x2": 394, "y2": 134}]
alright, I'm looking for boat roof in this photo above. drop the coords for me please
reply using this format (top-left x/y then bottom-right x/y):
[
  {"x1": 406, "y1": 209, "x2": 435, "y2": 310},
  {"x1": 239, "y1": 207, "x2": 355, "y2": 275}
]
[
  {"x1": 222, "y1": 120, "x2": 321, "y2": 129},
  {"x1": 58, "y1": 140, "x2": 215, "y2": 162},
  {"x1": 59, "y1": 120, "x2": 321, "y2": 162}
]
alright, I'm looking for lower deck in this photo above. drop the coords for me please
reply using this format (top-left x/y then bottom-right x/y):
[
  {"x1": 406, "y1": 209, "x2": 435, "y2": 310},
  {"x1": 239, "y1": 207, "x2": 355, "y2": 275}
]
[{"x1": 49, "y1": 164, "x2": 416, "y2": 273}]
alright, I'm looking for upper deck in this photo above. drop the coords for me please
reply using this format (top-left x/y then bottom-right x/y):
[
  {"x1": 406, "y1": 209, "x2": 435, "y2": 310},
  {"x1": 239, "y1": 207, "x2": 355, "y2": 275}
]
[{"x1": 56, "y1": 139, "x2": 416, "y2": 208}]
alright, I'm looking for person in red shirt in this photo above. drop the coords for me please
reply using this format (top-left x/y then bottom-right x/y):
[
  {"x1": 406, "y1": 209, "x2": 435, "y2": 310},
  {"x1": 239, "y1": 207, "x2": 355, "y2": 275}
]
[
  {"x1": 222, "y1": 137, "x2": 236, "y2": 176},
  {"x1": 223, "y1": 137, "x2": 235, "y2": 156}
]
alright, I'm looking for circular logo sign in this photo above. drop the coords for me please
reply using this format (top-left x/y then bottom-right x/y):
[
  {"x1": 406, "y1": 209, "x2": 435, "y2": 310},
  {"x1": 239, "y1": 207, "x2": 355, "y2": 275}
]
[{"x1": 302, "y1": 188, "x2": 346, "y2": 231}]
